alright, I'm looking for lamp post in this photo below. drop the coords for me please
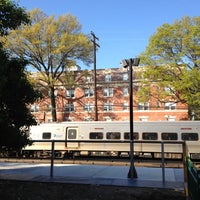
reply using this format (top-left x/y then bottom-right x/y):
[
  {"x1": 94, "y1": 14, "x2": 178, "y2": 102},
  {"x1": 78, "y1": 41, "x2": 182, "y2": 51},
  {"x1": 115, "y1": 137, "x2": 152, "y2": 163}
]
[{"x1": 121, "y1": 58, "x2": 140, "y2": 179}]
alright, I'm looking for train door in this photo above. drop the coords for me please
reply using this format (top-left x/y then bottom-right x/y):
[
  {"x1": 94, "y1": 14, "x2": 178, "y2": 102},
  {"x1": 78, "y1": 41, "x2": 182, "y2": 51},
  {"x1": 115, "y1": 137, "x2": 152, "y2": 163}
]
[{"x1": 65, "y1": 127, "x2": 79, "y2": 148}]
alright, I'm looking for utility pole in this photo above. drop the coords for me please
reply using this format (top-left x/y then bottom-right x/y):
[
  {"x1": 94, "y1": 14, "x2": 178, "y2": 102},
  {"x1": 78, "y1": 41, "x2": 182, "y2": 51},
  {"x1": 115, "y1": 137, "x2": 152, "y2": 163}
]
[{"x1": 91, "y1": 31, "x2": 100, "y2": 121}]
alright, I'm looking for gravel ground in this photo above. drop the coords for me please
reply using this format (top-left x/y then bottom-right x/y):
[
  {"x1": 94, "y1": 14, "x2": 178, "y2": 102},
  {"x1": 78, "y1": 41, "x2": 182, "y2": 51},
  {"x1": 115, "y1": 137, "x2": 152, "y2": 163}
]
[{"x1": 0, "y1": 180, "x2": 185, "y2": 200}]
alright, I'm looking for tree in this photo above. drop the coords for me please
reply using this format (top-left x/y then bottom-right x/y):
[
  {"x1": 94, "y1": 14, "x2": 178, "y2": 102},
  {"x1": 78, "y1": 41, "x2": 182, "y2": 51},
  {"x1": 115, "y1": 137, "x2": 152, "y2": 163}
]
[
  {"x1": 138, "y1": 16, "x2": 200, "y2": 119},
  {"x1": 0, "y1": 0, "x2": 40, "y2": 151},
  {"x1": 3, "y1": 8, "x2": 93, "y2": 121},
  {"x1": 0, "y1": 0, "x2": 29, "y2": 36},
  {"x1": 0, "y1": 50, "x2": 40, "y2": 151}
]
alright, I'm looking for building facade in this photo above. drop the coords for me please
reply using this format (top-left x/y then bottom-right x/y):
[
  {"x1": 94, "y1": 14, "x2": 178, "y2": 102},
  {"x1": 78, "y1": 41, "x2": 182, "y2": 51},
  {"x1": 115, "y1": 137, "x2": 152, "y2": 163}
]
[{"x1": 30, "y1": 66, "x2": 188, "y2": 123}]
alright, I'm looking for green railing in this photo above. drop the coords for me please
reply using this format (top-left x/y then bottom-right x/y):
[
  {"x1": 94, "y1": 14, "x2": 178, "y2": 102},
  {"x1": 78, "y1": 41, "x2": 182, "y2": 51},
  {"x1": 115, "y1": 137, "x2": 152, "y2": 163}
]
[{"x1": 186, "y1": 157, "x2": 200, "y2": 200}]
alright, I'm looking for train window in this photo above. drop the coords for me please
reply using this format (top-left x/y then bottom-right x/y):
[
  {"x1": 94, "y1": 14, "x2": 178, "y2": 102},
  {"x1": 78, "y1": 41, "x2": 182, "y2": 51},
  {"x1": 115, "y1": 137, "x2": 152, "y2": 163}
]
[
  {"x1": 124, "y1": 132, "x2": 139, "y2": 140},
  {"x1": 42, "y1": 132, "x2": 51, "y2": 139},
  {"x1": 161, "y1": 132, "x2": 178, "y2": 140},
  {"x1": 106, "y1": 132, "x2": 121, "y2": 139},
  {"x1": 89, "y1": 132, "x2": 103, "y2": 139},
  {"x1": 142, "y1": 132, "x2": 158, "y2": 140},
  {"x1": 181, "y1": 133, "x2": 199, "y2": 141},
  {"x1": 68, "y1": 129, "x2": 77, "y2": 139}
]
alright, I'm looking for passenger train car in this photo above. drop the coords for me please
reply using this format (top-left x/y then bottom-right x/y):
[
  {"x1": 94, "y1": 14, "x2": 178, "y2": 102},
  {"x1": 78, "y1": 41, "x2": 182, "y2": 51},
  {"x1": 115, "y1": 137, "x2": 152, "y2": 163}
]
[{"x1": 23, "y1": 121, "x2": 200, "y2": 159}]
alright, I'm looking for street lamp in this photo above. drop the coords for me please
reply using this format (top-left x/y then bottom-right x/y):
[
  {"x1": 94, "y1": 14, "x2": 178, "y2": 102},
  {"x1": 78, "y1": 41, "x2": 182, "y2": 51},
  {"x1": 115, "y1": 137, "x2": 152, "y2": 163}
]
[{"x1": 121, "y1": 58, "x2": 140, "y2": 179}]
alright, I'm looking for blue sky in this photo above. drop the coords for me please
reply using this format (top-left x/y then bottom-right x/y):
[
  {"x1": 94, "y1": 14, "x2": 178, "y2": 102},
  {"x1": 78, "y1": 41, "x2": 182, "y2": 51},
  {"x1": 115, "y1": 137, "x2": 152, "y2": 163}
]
[{"x1": 18, "y1": 0, "x2": 200, "y2": 70}]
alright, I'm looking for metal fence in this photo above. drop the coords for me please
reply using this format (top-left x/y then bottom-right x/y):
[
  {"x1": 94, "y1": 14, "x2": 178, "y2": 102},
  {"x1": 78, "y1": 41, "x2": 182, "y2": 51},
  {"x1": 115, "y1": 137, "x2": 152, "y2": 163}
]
[
  {"x1": 30, "y1": 140, "x2": 187, "y2": 182},
  {"x1": 186, "y1": 157, "x2": 200, "y2": 200}
]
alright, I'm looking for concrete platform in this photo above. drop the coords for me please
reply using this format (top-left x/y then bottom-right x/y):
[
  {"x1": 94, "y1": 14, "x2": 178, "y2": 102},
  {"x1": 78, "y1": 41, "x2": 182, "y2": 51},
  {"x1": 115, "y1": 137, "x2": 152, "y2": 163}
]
[{"x1": 0, "y1": 162, "x2": 184, "y2": 190}]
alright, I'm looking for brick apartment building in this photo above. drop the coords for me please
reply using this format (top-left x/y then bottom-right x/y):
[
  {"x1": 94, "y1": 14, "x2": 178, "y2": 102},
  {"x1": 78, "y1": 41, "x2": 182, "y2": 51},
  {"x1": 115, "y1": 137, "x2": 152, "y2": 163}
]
[{"x1": 30, "y1": 66, "x2": 188, "y2": 123}]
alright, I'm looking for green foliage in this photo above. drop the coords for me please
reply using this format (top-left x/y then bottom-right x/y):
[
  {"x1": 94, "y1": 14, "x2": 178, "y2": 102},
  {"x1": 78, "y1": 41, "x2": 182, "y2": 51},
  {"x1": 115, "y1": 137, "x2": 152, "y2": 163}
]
[
  {"x1": 60, "y1": 69, "x2": 91, "y2": 89},
  {"x1": 140, "y1": 16, "x2": 200, "y2": 69},
  {"x1": 0, "y1": 48, "x2": 40, "y2": 150},
  {"x1": 139, "y1": 16, "x2": 200, "y2": 119},
  {"x1": 3, "y1": 8, "x2": 93, "y2": 121},
  {"x1": 0, "y1": 0, "x2": 29, "y2": 36},
  {"x1": 0, "y1": 0, "x2": 39, "y2": 151}
]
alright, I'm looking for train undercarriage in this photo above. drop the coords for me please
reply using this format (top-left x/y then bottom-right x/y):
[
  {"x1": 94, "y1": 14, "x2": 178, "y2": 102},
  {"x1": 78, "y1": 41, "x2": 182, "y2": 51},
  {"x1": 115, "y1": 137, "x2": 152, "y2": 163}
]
[{"x1": 17, "y1": 149, "x2": 200, "y2": 160}]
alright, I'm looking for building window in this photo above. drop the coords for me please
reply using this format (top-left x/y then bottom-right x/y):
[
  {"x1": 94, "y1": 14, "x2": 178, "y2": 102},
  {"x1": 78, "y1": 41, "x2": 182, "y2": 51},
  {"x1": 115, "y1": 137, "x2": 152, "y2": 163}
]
[
  {"x1": 84, "y1": 116, "x2": 93, "y2": 121},
  {"x1": 103, "y1": 102, "x2": 113, "y2": 111},
  {"x1": 30, "y1": 104, "x2": 39, "y2": 112},
  {"x1": 138, "y1": 102, "x2": 149, "y2": 110},
  {"x1": 65, "y1": 117, "x2": 73, "y2": 121},
  {"x1": 86, "y1": 76, "x2": 92, "y2": 82},
  {"x1": 123, "y1": 88, "x2": 128, "y2": 96},
  {"x1": 164, "y1": 102, "x2": 176, "y2": 110},
  {"x1": 165, "y1": 115, "x2": 176, "y2": 121},
  {"x1": 164, "y1": 87, "x2": 171, "y2": 92},
  {"x1": 123, "y1": 73, "x2": 128, "y2": 81},
  {"x1": 103, "y1": 88, "x2": 113, "y2": 97},
  {"x1": 47, "y1": 118, "x2": 53, "y2": 123},
  {"x1": 84, "y1": 88, "x2": 94, "y2": 97},
  {"x1": 104, "y1": 116, "x2": 112, "y2": 121},
  {"x1": 105, "y1": 74, "x2": 111, "y2": 82},
  {"x1": 123, "y1": 102, "x2": 128, "y2": 111},
  {"x1": 139, "y1": 116, "x2": 149, "y2": 121},
  {"x1": 66, "y1": 103, "x2": 74, "y2": 112},
  {"x1": 46, "y1": 104, "x2": 52, "y2": 112},
  {"x1": 157, "y1": 101, "x2": 161, "y2": 108},
  {"x1": 66, "y1": 89, "x2": 75, "y2": 98},
  {"x1": 83, "y1": 103, "x2": 94, "y2": 111}
]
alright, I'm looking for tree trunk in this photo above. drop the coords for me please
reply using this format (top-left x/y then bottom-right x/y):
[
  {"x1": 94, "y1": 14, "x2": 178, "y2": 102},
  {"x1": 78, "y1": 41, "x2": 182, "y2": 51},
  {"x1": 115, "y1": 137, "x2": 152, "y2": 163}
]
[{"x1": 50, "y1": 87, "x2": 57, "y2": 122}]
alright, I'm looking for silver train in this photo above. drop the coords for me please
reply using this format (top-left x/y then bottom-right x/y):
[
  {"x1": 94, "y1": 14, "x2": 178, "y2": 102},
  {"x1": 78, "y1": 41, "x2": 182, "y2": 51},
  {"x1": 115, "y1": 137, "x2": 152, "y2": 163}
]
[{"x1": 23, "y1": 121, "x2": 200, "y2": 159}]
